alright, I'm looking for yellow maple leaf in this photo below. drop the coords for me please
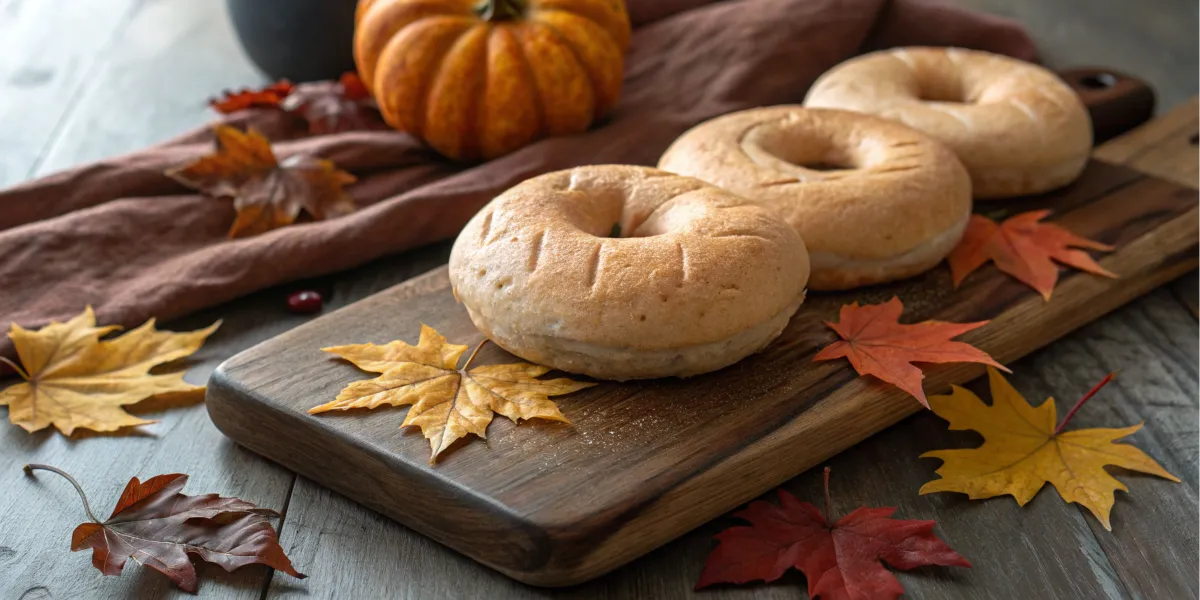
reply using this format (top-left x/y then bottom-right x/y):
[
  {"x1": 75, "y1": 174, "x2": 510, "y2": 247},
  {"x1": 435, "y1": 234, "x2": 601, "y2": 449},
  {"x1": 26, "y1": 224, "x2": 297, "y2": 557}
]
[
  {"x1": 920, "y1": 367, "x2": 1179, "y2": 530},
  {"x1": 310, "y1": 324, "x2": 595, "y2": 462},
  {"x1": 0, "y1": 307, "x2": 219, "y2": 435}
]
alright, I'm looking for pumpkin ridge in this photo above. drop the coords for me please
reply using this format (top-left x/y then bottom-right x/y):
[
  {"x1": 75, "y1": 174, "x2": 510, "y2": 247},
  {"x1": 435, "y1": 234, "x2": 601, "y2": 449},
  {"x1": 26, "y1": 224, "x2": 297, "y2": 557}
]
[
  {"x1": 455, "y1": 24, "x2": 490, "y2": 161},
  {"x1": 356, "y1": 1, "x2": 470, "y2": 91},
  {"x1": 530, "y1": 7, "x2": 620, "y2": 59},
  {"x1": 356, "y1": 0, "x2": 388, "y2": 25},
  {"x1": 521, "y1": 20, "x2": 596, "y2": 134},
  {"x1": 409, "y1": 19, "x2": 475, "y2": 140},
  {"x1": 509, "y1": 23, "x2": 548, "y2": 139},
  {"x1": 528, "y1": 13, "x2": 615, "y2": 120},
  {"x1": 468, "y1": 26, "x2": 490, "y2": 161},
  {"x1": 524, "y1": 20, "x2": 599, "y2": 122},
  {"x1": 528, "y1": 0, "x2": 630, "y2": 49}
]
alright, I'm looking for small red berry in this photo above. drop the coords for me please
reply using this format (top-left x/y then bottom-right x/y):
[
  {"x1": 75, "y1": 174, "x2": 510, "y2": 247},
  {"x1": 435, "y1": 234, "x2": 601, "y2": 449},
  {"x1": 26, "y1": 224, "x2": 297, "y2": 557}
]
[{"x1": 287, "y1": 290, "x2": 323, "y2": 314}]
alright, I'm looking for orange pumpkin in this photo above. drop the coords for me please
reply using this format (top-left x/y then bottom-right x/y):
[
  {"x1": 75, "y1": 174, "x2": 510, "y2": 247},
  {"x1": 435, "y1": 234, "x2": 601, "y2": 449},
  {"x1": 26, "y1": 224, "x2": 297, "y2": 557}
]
[{"x1": 354, "y1": 0, "x2": 632, "y2": 161}]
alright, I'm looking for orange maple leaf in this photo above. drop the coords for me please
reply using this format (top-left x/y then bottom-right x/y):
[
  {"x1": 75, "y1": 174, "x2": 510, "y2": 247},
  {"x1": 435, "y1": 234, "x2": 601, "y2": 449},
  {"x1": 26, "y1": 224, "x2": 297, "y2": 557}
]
[
  {"x1": 208, "y1": 80, "x2": 294, "y2": 113},
  {"x1": 166, "y1": 125, "x2": 356, "y2": 238},
  {"x1": 948, "y1": 210, "x2": 1116, "y2": 300},
  {"x1": 813, "y1": 297, "x2": 1009, "y2": 407}
]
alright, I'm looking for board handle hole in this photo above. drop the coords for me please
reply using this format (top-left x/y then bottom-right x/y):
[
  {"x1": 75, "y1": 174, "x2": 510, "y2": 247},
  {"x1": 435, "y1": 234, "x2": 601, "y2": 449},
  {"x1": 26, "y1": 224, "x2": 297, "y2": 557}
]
[{"x1": 1078, "y1": 73, "x2": 1118, "y2": 90}]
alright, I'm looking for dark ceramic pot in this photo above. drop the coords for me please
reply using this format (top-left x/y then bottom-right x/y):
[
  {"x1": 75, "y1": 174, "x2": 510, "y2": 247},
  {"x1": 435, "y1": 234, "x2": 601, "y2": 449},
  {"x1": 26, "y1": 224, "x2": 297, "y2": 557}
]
[{"x1": 226, "y1": 0, "x2": 358, "y2": 82}]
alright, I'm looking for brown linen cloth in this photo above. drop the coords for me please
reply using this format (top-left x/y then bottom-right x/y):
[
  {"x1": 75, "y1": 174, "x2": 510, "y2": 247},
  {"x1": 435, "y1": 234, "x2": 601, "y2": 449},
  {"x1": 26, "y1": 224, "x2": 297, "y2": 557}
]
[{"x1": 0, "y1": 0, "x2": 1035, "y2": 358}]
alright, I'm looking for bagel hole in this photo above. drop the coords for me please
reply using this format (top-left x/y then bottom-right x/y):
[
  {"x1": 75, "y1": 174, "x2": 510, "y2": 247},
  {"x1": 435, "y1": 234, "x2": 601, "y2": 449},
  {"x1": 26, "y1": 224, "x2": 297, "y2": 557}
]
[
  {"x1": 802, "y1": 160, "x2": 853, "y2": 171},
  {"x1": 912, "y1": 70, "x2": 970, "y2": 103},
  {"x1": 1079, "y1": 73, "x2": 1118, "y2": 90},
  {"x1": 917, "y1": 88, "x2": 967, "y2": 103},
  {"x1": 742, "y1": 124, "x2": 862, "y2": 172}
]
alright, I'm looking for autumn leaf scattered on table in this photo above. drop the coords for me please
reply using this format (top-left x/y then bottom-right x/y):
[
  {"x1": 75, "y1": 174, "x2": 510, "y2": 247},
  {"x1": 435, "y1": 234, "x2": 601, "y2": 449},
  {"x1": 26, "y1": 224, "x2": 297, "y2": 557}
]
[
  {"x1": 24, "y1": 464, "x2": 304, "y2": 592},
  {"x1": 209, "y1": 80, "x2": 294, "y2": 113},
  {"x1": 948, "y1": 210, "x2": 1116, "y2": 300},
  {"x1": 209, "y1": 73, "x2": 385, "y2": 135},
  {"x1": 167, "y1": 124, "x2": 357, "y2": 238},
  {"x1": 310, "y1": 324, "x2": 595, "y2": 463},
  {"x1": 696, "y1": 467, "x2": 970, "y2": 599},
  {"x1": 921, "y1": 368, "x2": 1178, "y2": 530},
  {"x1": 282, "y1": 72, "x2": 386, "y2": 135},
  {"x1": 0, "y1": 307, "x2": 218, "y2": 435},
  {"x1": 813, "y1": 297, "x2": 1008, "y2": 407}
]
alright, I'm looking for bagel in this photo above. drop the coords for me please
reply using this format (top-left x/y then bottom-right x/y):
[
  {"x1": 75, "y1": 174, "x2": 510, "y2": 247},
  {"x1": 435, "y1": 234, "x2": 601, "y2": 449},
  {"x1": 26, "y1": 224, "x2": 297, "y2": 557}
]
[
  {"x1": 658, "y1": 106, "x2": 972, "y2": 290},
  {"x1": 448, "y1": 165, "x2": 810, "y2": 381},
  {"x1": 804, "y1": 46, "x2": 1092, "y2": 198}
]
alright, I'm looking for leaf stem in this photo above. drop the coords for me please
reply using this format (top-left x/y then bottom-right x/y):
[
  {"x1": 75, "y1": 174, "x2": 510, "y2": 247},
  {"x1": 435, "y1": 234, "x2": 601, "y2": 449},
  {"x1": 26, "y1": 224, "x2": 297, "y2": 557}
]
[
  {"x1": 1054, "y1": 372, "x2": 1117, "y2": 435},
  {"x1": 23, "y1": 464, "x2": 101, "y2": 523},
  {"x1": 822, "y1": 466, "x2": 833, "y2": 525},
  {"x1": 0, "y1": 355, "x2": 30, "y2": 380},
  {"x1": 461, "y1": 338, "x2": 490, "y2": 371}
]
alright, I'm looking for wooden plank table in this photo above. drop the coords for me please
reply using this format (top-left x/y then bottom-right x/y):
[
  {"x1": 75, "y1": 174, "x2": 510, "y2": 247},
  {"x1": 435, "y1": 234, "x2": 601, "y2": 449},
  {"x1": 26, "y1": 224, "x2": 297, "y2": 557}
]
[{"x1": 1, "y1": 1, "x2": 1196, "y2": 598}]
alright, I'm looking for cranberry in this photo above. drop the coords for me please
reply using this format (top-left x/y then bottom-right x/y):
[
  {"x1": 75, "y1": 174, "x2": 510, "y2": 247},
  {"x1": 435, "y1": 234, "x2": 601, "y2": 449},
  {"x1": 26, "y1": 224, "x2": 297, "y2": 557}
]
[{"x1": 287, "y1": 290, "x2": 323, "y2": 314}]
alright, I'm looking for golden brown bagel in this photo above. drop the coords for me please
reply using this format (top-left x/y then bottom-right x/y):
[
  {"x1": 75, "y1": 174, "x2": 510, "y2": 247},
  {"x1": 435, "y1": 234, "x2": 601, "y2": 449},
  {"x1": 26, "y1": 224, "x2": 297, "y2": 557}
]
[
  {"x1": 804, "y1": 47, "x2": 1092, "y2": 198},
  {"x1": 658, "y1": 106, "x2": 971, "y2": 290},
  {"x1": 449, "y1": 165, "x2": 810, "y2": 380}
]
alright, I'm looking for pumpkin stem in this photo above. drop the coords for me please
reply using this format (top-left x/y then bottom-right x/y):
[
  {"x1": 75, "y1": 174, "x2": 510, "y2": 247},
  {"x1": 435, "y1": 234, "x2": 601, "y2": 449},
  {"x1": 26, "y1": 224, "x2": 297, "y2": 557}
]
[{"x1": 479, "y1": 0, "x2": 524, "y2": 21}]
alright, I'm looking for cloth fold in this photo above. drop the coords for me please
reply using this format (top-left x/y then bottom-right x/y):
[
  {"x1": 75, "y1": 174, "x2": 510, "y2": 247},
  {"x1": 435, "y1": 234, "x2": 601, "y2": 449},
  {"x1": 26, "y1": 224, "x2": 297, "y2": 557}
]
[{"x1": 1, "y1": 0, "x2": 1035, "y2": 357}]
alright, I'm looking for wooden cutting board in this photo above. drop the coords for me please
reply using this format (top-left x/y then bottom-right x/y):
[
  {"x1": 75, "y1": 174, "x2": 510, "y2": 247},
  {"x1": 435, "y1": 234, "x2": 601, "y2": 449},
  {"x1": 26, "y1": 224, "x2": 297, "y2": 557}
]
[{"x1": 206, "y1": 72, "x2": 1198, "y2": 587}]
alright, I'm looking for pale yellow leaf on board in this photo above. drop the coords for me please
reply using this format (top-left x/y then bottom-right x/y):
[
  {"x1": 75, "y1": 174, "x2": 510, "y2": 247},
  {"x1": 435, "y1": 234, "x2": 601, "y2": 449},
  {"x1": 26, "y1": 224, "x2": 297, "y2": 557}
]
[{"x1": 311, "y1": 324, "x2": 595, "y2": 462}]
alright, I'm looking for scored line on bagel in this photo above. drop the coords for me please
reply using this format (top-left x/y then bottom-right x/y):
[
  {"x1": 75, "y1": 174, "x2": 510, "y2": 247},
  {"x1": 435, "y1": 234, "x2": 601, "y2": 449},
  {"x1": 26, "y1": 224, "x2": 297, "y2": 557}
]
[
  {"x1": 658, "y1": 105, "x2": 972, "y2": 291},
  {"x1": 803, "y1": 46, "x2": 1092, "y2": 199},
  {"x1": 449, "y1": 165, "x2": 811, "y2": 381}
]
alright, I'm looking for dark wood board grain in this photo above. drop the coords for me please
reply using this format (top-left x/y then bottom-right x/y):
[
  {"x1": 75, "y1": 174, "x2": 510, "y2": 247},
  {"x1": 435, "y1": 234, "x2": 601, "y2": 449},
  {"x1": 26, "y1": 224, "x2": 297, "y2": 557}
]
[{"x1": 207, "y1": 157, "x2": 1199, "y2": 586}]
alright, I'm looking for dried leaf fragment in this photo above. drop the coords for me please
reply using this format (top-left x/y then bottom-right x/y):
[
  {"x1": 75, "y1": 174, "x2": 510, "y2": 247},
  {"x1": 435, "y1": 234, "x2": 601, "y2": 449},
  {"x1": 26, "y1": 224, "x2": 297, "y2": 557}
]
[
  {"x1": 207, "y1": 74, "x2": 384, "y2": 134},
  {"x1": 282, "y1": 72, "x2": 386, "y2": 134},
  {"x1": 209, "y1": 80, "x2": 294, "y2": 113},
  {"x1": 166, "y1": 125, "x2": 357, "y2": 238}
]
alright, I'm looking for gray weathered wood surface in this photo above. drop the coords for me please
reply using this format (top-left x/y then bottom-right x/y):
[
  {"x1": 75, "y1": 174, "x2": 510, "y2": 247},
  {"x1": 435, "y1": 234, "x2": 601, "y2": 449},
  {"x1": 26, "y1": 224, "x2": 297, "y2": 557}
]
[{"x1": 1, "y1": 1, "x2": 1196, "y2": 598}]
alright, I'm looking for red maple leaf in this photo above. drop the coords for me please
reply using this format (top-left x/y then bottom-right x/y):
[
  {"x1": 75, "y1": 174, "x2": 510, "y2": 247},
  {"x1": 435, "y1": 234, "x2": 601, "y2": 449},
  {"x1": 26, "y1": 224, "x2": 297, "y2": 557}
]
[
  {"x1": 813, "y1": 297, "x2": 1008, "y2": 407},
  {"x1": 948, "y1": 210, "x2": 1116, "y2": 300},
  {"x1": 696, "y1": 468, "x2": 970, "y2": 600},
  {"x1": 209, "y1": 80, "x2": 294, "y2": 113}
]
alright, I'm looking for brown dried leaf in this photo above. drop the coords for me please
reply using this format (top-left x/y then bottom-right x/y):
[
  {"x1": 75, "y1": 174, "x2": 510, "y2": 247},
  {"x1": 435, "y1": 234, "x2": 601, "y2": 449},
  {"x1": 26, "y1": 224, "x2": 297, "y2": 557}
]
[{"x1": 166, "y1": 125, "x2": 356, "y2": 238}]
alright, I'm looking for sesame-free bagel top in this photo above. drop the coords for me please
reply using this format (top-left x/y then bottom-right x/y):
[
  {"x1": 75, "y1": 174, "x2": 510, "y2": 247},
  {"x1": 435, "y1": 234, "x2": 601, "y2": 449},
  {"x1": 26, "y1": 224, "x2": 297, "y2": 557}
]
[
  {"x1": 804, "y1": 47, "x2": 1091, "y2": 198},
  {"x1": 658, "y1": 106, "x2": 971, "y2": 290},
  {"x1": 449, "y1": 165, "x2": 810, "y2": 379}
]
